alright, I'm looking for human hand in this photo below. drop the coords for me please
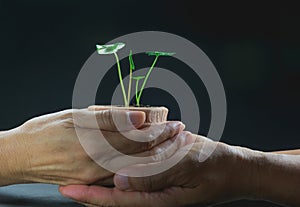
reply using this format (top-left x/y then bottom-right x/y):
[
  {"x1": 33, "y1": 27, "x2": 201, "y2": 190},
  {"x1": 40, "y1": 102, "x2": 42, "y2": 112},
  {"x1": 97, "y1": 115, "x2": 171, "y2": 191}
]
[
  {"x1": 59, "y1": 132, "x2": 262, "y2": 207},
  {"x1": 0, "y1": 108, "x2": 184, "y2": 186}
]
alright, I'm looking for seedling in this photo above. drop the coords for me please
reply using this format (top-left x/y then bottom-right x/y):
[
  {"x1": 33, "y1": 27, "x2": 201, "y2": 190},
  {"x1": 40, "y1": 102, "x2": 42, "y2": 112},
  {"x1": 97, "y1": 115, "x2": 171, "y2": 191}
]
[
  {"x1": 132, "y1": 76, "x2": 145, "y2": 106},
  {"x1": 96, "y1": 42, "x2": 175, "y2": 106},
  {"x1": 96, "y1": 43, "x2": 127, "y2": 105},
  {"x1": 128, "y1": 50, "x2": 135, "y2": 105}
]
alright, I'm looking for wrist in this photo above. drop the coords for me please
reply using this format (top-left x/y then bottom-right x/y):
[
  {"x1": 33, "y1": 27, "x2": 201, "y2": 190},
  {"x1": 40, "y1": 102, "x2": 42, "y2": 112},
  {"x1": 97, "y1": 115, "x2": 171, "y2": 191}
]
[
  {"x1": 0, "y1": 128, "x2": 31, "y2": 186},
  {"x1": 223, "y1": 144, "x2": 265, "y2": 200}
]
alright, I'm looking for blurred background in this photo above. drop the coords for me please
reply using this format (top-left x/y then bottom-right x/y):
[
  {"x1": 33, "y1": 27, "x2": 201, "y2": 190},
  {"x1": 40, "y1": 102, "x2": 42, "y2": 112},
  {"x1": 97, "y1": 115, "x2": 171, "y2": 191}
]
[{"x1": 0, "y1": 1, "x2": 299, "y2": 206}]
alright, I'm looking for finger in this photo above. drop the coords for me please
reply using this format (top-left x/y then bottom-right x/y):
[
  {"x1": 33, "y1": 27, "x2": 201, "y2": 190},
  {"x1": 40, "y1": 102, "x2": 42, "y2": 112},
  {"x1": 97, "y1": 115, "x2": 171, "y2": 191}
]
[
  {"x1": 128, "y1": 121, "x2": 185, "y2": 144},
  {"x1": 137, "y1": 131, "x2": 196, "y2": 161},
  {"x1": 113, "y1": 162, "x2": 176, "y2": 192},
  {"x1": 73, "y1": 109, "x2": 145, "y2": 131},
  {"x1": 113, "y1": 133, "x2": 196, "y2": 192},
  {"x1": 88, "y1": 105, "x2": 110, "y2": 111},
  {"x1": 89, "y1": 105, "x2": 168, "y2": 123},
  {"x1": 108, "y1": 121, "x2": 185, "y2": 154},
  {"x1": 59, "y1": 185, "x2": 116, "y2": 206},
  {"x1": 106, "y1": 131, "x2": 195, "y2": 175},
  {"x1": 59, "y1": 185, "x2": 178, "y2": 207}
]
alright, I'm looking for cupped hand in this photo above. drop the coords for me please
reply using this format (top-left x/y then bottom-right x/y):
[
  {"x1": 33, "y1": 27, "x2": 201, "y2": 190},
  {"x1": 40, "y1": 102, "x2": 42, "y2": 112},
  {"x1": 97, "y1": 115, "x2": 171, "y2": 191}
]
[
  {"x1": 60, "y1": 133, "x2": 260, "y2": 207},
  {"x1": 1, "y1": 108, "x2": 184, "y2": 186}
]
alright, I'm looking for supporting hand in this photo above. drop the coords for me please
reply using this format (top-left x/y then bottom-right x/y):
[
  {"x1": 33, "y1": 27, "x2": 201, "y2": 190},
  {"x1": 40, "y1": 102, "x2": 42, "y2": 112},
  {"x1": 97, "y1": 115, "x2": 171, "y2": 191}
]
[{"x1": 59, "y1": 132, "x2": 260, "y2": 206}]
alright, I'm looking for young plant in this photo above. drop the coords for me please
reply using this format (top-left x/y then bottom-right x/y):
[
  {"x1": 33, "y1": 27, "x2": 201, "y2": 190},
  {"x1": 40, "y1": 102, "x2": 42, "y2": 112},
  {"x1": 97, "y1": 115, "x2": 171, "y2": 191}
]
[
  {"x1": 96, "y1": 42, "x2": 128, "y2": 106},
  {"x1": 132, "y1": 76, "x2": 145, "y2": 106},
  {"x1": 134, "y1": 51, "x2": 175, "y2": 106},
  {"x1": 127, "y1": 50, "x2": 135, "y2": 105},
  {"x1": 96, "y1": 43, "x2": 175, "y2": 107}
]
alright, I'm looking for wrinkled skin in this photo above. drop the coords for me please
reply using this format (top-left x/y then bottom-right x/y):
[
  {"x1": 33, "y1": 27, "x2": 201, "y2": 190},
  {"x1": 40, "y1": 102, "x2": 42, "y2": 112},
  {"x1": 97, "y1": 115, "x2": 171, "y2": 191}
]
[
  {"x1": 59, "y1": 133, "x2": 259, "y2": 207},
  {"x1": 0, "y1": 108, "x2": 184, "y2": 186}
]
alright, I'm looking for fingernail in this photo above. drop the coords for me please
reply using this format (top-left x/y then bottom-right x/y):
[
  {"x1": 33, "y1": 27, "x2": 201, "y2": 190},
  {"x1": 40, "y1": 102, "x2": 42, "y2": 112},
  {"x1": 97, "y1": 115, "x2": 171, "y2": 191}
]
[
  {"x1": 115, "y1": 174, "x2": 130, "y2": 190},
  {"x1": 127, "y1": 111, "x2": 145, "y2": 127}
]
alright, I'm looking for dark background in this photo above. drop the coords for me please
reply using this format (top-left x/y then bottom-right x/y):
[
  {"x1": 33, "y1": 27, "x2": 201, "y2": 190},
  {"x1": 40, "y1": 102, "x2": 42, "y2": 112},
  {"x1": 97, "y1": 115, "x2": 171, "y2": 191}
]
[{"x1": 0, "y1": 1, "x2": 299, "y2": 206}]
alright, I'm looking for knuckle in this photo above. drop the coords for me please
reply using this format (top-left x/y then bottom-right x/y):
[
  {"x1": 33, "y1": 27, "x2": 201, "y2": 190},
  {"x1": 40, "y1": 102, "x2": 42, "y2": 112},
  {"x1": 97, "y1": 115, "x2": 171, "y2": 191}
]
[
  {"x1": 180, "y1": 131, "x2": 194, "y2": 144},
  {"x1": 140, "y1": 140, "x2": 155, "y2": 151},
  {"x1": 79, "y1": 167, "x2": 99, "y2": 184},
  {"x1": 98, "y1": 109, "x2": 115, "y2": 128},
  {"x1": 61, "y1": 117, "x2": 75, "y2": 128},
  {"x1": 161, "y1": 124, "x2": 173, "y2": 139},
  {"x1": 61, "y1": 109, "x2": 76, "y2": 119},
  {"x1": 147, "y1": 140, "x2": 156, "y2": 149},
  {"x1": 54, "y1": 109, "x2": 77, "y2": 124}
]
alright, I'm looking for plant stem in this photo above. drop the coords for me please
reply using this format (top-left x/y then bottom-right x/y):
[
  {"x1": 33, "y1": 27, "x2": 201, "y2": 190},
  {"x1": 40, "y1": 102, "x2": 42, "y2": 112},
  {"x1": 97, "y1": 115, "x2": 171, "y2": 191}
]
[
  {"x1": 113, "y1": 52, "x2": 128, "y2": 106},
  {"x1": 127, "y1": 63, "x2": 133, "y2": 106},
  {"x1": 135, "y1": 79, "x2": 140, "y2": 106},
  {"x1": 137, "y1": 55, "x2": 159, "y2": 101}
]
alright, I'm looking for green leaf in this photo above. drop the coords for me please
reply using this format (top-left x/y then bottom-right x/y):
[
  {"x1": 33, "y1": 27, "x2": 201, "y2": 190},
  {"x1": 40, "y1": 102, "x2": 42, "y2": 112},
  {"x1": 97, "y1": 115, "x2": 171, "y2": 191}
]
[
  {"x1": 96, "y1": 42, "x2": 125, "y2": 54},
  {"x1": 132, "y1": 76, "x2": 145, "y2": 81},
  {"x1": 129, "y1": 50, "x2": 135, "y2": 70},
  {"x1": 145, "y1": 51, "x2": 175, "y2": 56}
]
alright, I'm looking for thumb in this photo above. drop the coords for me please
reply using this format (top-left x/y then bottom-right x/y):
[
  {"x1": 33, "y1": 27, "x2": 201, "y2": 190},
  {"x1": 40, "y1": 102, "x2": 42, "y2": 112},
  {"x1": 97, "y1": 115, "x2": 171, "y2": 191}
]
[
  {"x1": 74, "y1": 109, "x2": 145, "y2": 131},
  {"x1": 88, "y1": 105, "x2": 110, "y2": 111},
  {"x1": 114, "y1": 162, "x2": 175, "y2": 192}
]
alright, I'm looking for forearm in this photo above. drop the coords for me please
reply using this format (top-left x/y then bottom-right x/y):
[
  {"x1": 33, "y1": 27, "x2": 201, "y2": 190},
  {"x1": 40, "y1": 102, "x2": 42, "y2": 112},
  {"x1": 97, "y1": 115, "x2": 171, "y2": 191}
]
[
  {"x1": 235, "y1": 146, "x2": 300, "y2": 206},
  {"x1": 257, "y1": 152, "x2": 300, "y2": 206},
  {"x1": 272, "y1": 149, "x2": 300, "y2": 155},
  {"x1": 0, "y1": 129, "x2": 29, "y2": 186}
]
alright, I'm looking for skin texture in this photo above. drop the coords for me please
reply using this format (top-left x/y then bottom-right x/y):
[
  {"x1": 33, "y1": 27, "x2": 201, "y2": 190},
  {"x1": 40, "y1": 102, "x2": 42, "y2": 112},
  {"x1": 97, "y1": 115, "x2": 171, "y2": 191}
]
[
  {"x1": 0, "y1": 108, "x2": 184, "y2": 187},
  {"x1": 60, "y1": 133, "x2": 300, "y2": 207}
]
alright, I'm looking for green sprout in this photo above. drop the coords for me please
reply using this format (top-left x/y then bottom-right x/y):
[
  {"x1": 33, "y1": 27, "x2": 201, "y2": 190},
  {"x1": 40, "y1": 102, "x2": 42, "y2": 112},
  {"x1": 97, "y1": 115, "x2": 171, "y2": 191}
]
[
  {"x1": 96, "y1": 43, "x2": 125, "y2": 54},
  {"x1": 127, "y1": 50, "x2": 135, "y2": 105},
  {"x1": 96, "y1": 42, "x2": 128, "y2": 106},
  {"x1": 132, "y1": 76, "x2": 145, "y2": 106},
  {"x1": 145, "y1": 51, "x2": 176, "y2": 56},
  {"x1": 134, "y1": 51, "x2": 175, "y2": 106},
  {"x1": 96, "y1": 43, "x2": 175, "y2": 107}
]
